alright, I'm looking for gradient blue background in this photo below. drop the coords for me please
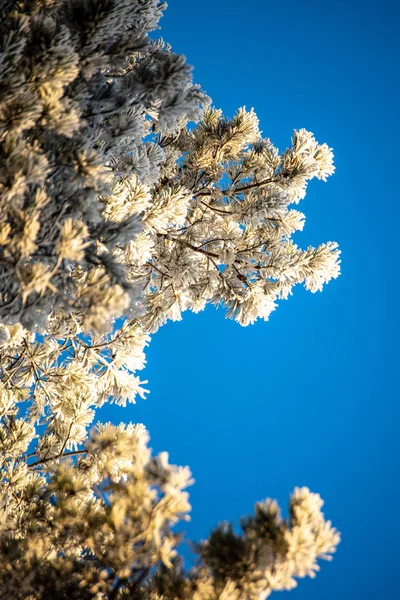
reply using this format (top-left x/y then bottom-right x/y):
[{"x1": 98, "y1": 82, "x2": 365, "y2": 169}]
[{"x1": 103, "y1": 1, "x2": 399, "y2": 598}]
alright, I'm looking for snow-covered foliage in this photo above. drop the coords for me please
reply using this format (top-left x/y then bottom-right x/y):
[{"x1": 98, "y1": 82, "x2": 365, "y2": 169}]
[
  {"x1": 0, "y1": 0, "x2": 340, "y2": 598},
  {"x1": 0, "y1": 0, "x2": 208, "y2": 331},
  {"x1": 0, "y1": 418, "x2": 339, "y2": 599}
]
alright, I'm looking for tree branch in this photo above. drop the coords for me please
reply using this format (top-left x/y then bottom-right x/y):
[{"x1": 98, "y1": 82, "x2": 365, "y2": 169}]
[{"x1": 28, "y1": 448, "x2": 88, "y2": 469}]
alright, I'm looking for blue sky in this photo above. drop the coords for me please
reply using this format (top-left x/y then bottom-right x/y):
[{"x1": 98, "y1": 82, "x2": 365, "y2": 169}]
[{"x1": 103, "y1": 1, "x2": 399, "y2": 598}]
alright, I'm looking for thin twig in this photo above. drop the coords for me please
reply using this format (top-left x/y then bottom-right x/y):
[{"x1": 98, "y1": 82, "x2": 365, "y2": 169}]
[{"x1": 28, "y1": 448, "x2": 88, "y2": 469}]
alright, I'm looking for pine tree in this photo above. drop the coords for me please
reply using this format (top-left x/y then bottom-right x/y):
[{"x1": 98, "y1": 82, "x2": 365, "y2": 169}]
[
  {"x1": 0, "y1": 0, "x2": 208, "y2": 331},
  {"x1": 0, "y1": 1, "x2": 341, "y2": 598},
  {"x1": 0, "y1": 421, "x2": 339, "y2": 599}
]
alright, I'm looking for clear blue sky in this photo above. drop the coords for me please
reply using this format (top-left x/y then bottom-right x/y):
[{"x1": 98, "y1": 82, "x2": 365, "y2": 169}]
[{"x1": 102, "y1": 1, "x2": 399, "y2": 598}]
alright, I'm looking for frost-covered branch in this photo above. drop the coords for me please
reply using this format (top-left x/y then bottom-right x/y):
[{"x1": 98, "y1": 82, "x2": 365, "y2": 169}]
[
  {"x1": 0, "y1": 1, "x2": 341, "y2": 598},
  {"x1": 0, "y1": 423, "x2": 339, "y2": 599},
  {"x1": 0, "y1": 0, "x2": 208, "y2": 331}
]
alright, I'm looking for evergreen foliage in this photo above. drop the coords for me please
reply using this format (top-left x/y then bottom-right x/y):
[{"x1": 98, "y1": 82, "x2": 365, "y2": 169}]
[{"x1": 0, "y1": 1, "x2": 340, "y2": 598}]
